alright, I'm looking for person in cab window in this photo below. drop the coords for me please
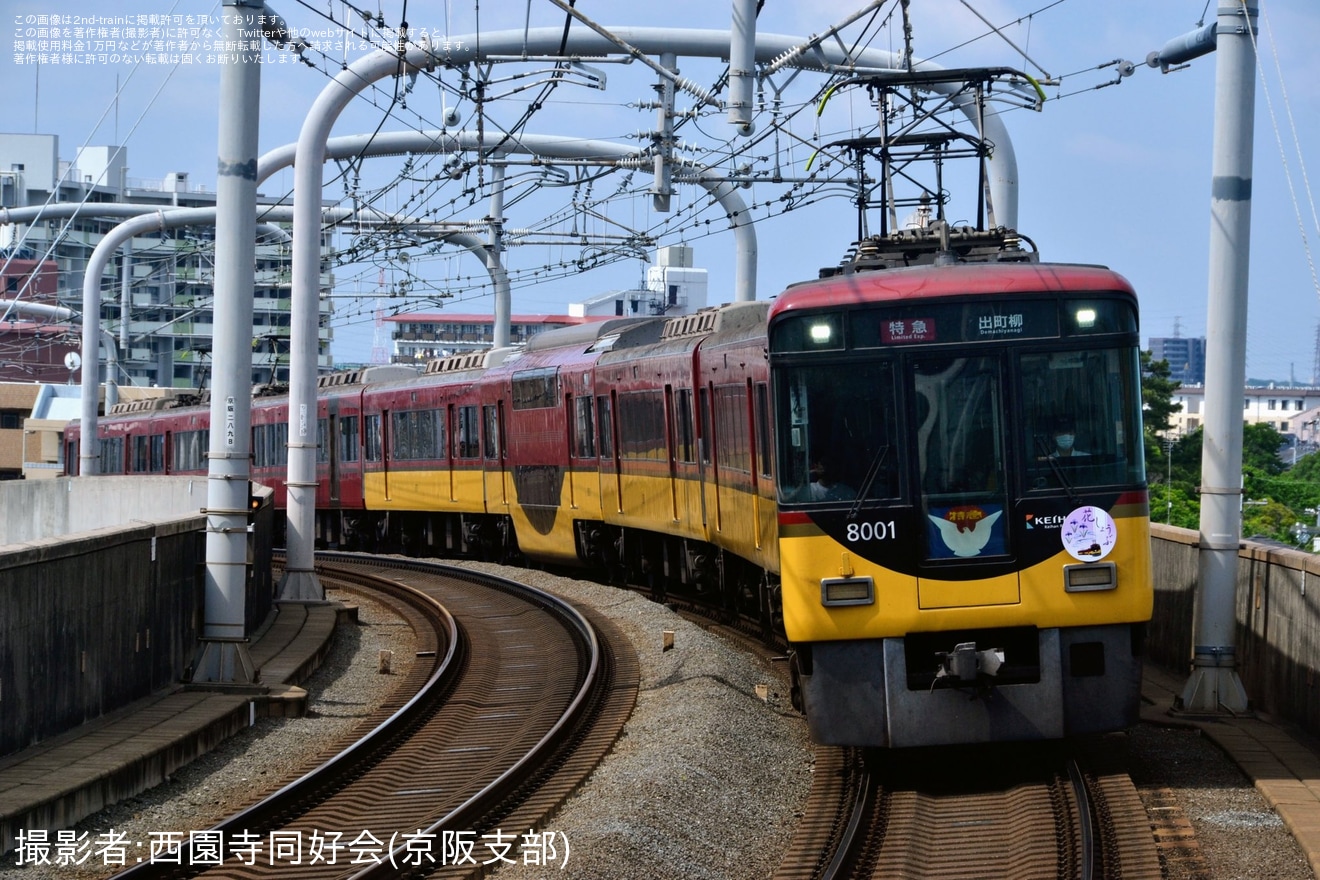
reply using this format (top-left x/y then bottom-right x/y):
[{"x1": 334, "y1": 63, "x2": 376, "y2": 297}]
[
  {"x1": 1049, "y1": 415, "x2": 1089, "y2": 459},
  {"x1": 808, "y1": 457, "x2": 857, "y2": 501}
]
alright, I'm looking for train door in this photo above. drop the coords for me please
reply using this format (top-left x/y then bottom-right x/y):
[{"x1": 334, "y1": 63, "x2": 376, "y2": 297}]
[
  {"x1": 753, "y1": 381, "x2": 775, "y2": 552},
  {"x1": 566, "y1": 389, "x2": 599, "y2": 511},
  {"x1": 689, "y1": 386, "x2": 709, "y2": 529},
  {"x1": 483, "y1": 401, "x2": 508, "y2": 509},
  {"x1": 755, "y1": 379, "x2": 770, "y2": 551},
  {"x1": 664, "y1": 385, "x2": 680, "y2": 523},
  {"x1": 327, "y1": 399, "x2": 340, "y2": 504},
  {"x1": 699, "y1": 385, "x2": 720, "y2": 531},
  {"x1": 598, "y1": 392, "x2": 621, "y2": 513},
  {"x1": 446, "y1": 403, "x2": 457, "y2": 502},
  {"x1": 911, "y1": 354, "x2": 1017, "y2": 608},
  {"x1": 338, "y1": 408, "x2": 364, "y2": 505},
  {"x1": 672, "y1": 386, "x2": 702, "y2": 531},
  {"x1": 564, "y1": 393, "x2": 577, "y2": 510},
  {"x1": 381, "y1": 407, "x2": 392, "y2": 502}
]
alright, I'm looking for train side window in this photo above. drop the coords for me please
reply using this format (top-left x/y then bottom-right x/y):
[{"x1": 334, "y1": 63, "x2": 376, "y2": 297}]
[
  {"x1": 714, "y1": 384, "x2": 751, "y2": 473},
  {"x1": 754, "y1": 382, "x2": 772, "y2": 478},
  {"x1": 482, "y1": 404, "x2": 500, "y2": 460},
  {"x1": 674, "y1": 388, "x2": 695, "y2": 463},
  {"x1": 420, "y1": 409, "x2": 443, "y2": 458},
  {"x1": 274, "y1": 423, "x2": 287, "y2": 466},
  {"x1": 317, "y1": 418, "x2": 330, "y2": 463},
  {"x1": 456, "y1": 405, "x2": 479, "y2": 458},
  {"x1": 132, "y1": 436, "x2": 148, "y2": 472},
  {"x1": 150, "y1": 434, "x2": 165, "y2": 472},
  {"x1": 390, "y1": 411, "x2": 412, "y2": 460},
  {"x1": 573, "y1": 395, "x2": 597, "y2": 459},
  {"x1": 618, "y1": 391, "x2": 666, "y2": 460},
  {"x1": 339, "y1": 416, "x2": 359, "y2": 462},
  {"x1": 100, "y1": 436, "x2": 125, "y2": 474},
  {"x1": 364, "y1": 414, "x2": 383, "y2": 462},
  {"x1": 596, "y1": 395, "x2": 614, "y2": 459},
  {"x1": 698, "y1": 388, "x2": 712, "y2": 465},
  {"x1": 172, "y1": 432, "x2": 186, "y2": 471}
]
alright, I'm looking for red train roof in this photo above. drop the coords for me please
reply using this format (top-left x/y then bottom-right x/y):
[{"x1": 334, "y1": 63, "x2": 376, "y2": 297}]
[{"x1": 768, "y1": 262, "x2": 1136, "y2": 321}]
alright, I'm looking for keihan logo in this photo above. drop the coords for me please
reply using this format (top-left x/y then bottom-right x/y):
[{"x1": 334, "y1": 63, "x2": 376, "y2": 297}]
[{"x1": 1025, "y1": 513, "x2": 1066, "y2": 529}]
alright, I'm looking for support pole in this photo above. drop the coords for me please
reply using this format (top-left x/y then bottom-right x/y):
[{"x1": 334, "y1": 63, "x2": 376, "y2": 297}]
[
  {"x1": 728, "y1": 0, "x2": 757, "y2": 135},
  {"x1": 1180, "y1": 1, "x2": 1258, "y2": 715},
  {"x1": 192, "y1": 0, "x2": 263, "y2": 682},
  {"x1": 488, "y1": 163, "x2": 510, "y2": 349},
  {"x1": 118, "y1": 239, "x2": 131, "y2": 356},
  {"x1": 651, "y1": 52, "x2": 676, "y2": 213}
]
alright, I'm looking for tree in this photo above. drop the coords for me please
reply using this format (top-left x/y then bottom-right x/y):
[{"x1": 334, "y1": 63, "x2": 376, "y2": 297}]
[
  {"x1": 1140, "y1": 351, "x2": 1182, "y2": 434},
  {"x1": 1243, "y1": 422, "x2": 1287, "y2": 476},
  {"x1": 1242, "y1": 498, "x2": 1300, "y2": 544},
  {"x1": 1141, "y1": 351, "x2": 1182, "y2": 466},
  {"x1": 1150, "y1": 481, "x2": 1200, "y2": 529}
]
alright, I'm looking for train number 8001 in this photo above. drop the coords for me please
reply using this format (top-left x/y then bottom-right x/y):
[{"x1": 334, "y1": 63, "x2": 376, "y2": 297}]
[{"x1": 845, "y1": 521, "x2": 897, "y2": 542}]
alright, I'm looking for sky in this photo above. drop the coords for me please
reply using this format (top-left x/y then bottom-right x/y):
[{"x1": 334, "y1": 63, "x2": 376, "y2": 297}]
[{"x1": 5, "y1": 0, "x2": 1320, "y2": 384}]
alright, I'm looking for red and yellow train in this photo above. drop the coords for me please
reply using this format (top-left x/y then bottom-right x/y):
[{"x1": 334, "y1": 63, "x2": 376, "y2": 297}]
[{"x1": 67, "y1": 236, "x2": 1153, "y2": 748}]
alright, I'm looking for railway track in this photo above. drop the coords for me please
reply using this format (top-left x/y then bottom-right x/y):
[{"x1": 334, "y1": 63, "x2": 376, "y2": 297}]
[
  {"x1": 774, "y1": 739, "x2": 1163, "y2": 880},
  {"x1": 113, "y1": 554, "x2": 638, "y2": 879}
]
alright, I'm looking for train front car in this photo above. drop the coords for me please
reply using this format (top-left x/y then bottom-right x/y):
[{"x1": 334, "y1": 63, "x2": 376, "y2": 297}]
[{"x1": 771, "y1": 260, "x2": 1153, "y2": 748}]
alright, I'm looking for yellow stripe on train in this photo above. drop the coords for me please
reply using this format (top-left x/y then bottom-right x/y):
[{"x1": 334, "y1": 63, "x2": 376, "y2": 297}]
[{"x1": 779, "y1": 514, "x2": 1153, "y2": 643}]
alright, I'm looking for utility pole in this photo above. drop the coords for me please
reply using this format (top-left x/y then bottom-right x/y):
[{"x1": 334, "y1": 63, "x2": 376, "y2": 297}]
[
  {"x1": 1179, "y1": 1, "x2": 1258, "y2": 715},
  {"x1": 193, "y1": 0, "x2": 264, "y2": 683}
]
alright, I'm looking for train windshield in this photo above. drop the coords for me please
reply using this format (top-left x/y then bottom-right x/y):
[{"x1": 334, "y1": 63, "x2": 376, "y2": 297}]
[
  {"x1": 774, "y1": 343, "x2": 1145, "y2": 509},
  {"x1": 1019, "y1": 347, "x2": 1145, "y2": 491},
  {"x1": 776, "y1": 361, "x2": 901, "y2": 505}
]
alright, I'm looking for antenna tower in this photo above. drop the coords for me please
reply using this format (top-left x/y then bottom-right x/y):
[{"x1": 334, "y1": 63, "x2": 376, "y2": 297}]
[
  {"x1": 370, "y1": 268, "x2": 388, "y2": 365},
  {"x1": 1312, "y1": 322, "x2": 1320, "y2": 386}
]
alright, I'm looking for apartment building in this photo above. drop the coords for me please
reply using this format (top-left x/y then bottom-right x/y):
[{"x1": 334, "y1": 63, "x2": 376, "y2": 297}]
[
  {"x1": 1170, "y1": 384, "x2": 1320, "y2": 442},
  {"x1": 0, "y1": 132, "x2": 335, "y2": 389}
]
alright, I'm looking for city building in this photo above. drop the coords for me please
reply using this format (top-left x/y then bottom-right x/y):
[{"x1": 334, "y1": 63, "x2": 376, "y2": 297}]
[
  {"x1": 1168, "y1": 384, "x2": 1320, "y2": 444},
  {"x1": 1149, "y1": 334, "x2": 1207, "y2": 385},
  {"x1": 0, "y1": 132, "x2": 335, "y2": 389},
  {"x1": 0, "y1": 382, "x2": 40, "y2": 479},
  {"x1": 385, "y1": 313, "x2": 594, "y2": 362},
  {"x1": 569, "y1": 245, "x2": 709, "y2": 318},
  {"x1": 385, "y1": 247, "x2": 711, "y2": 363}
]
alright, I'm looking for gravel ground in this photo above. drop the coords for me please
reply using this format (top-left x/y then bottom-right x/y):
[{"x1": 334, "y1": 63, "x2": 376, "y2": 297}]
[
  {"x1": 2, "y1": 561, "x2": 1314, "y2": 880},
  {"x1": 0, "y1": 590, "x2": 419, "y2": 880},
  {"x1": 1128, "y1": 722, "x2": 1314, "y2": 880}
]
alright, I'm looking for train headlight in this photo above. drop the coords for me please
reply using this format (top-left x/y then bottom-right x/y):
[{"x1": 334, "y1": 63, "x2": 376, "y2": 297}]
[
  {"x1": 1064, "y1": 562, "x2": 1116, "y2": 592},
  {"x1": 821, "y1": 576, "x2": 874, "y2": 606}
]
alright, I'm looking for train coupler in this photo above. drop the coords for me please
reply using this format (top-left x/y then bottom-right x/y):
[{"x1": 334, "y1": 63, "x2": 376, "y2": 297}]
[{"x1": 933, "y1": 641, "x2": 1005, "y2": 690}]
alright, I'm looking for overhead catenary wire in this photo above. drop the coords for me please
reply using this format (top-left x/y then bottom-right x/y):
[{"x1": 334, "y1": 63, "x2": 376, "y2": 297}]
[
  {"x1": 11, "y1": 3, "x2": 1195, "y2": 367},
  {"x1": 1251, "y1": 5, "x2": 1320, "y2": 304}
]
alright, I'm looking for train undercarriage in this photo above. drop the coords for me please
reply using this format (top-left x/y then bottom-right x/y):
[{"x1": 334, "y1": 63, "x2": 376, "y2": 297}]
[{"x1": 305, "y1": 508, "x2": 783, "y2": 635}]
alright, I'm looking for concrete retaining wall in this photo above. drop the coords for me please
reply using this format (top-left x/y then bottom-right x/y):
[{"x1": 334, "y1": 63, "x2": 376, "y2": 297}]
[
  {"x1": 0, "y1": 517, "x2": 205, "y2": 756},
  {"x1": 0, "y1": 476, "x2": 208, "y2": 545},
  {"x1": 0, "y1": 479, "x2": 276, "y2": 758},
  {"x1": 1152, "y1": 523, "x2": 1320, "y2": 732}
]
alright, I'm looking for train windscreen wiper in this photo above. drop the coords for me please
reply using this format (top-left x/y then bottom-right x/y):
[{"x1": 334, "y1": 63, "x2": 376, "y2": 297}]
[
  {"x1": 1036, "y1": 436, "x2": 1083, "y2": 507},
  {"x1": 847, "y1": 444, "x2": 891, "y2": 521}
]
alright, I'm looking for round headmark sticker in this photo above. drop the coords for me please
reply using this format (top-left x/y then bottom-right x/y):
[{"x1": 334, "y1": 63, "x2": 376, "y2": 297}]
[{"x1": 1061, "y1": 505, "x2": 1117, "y2": 562}]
